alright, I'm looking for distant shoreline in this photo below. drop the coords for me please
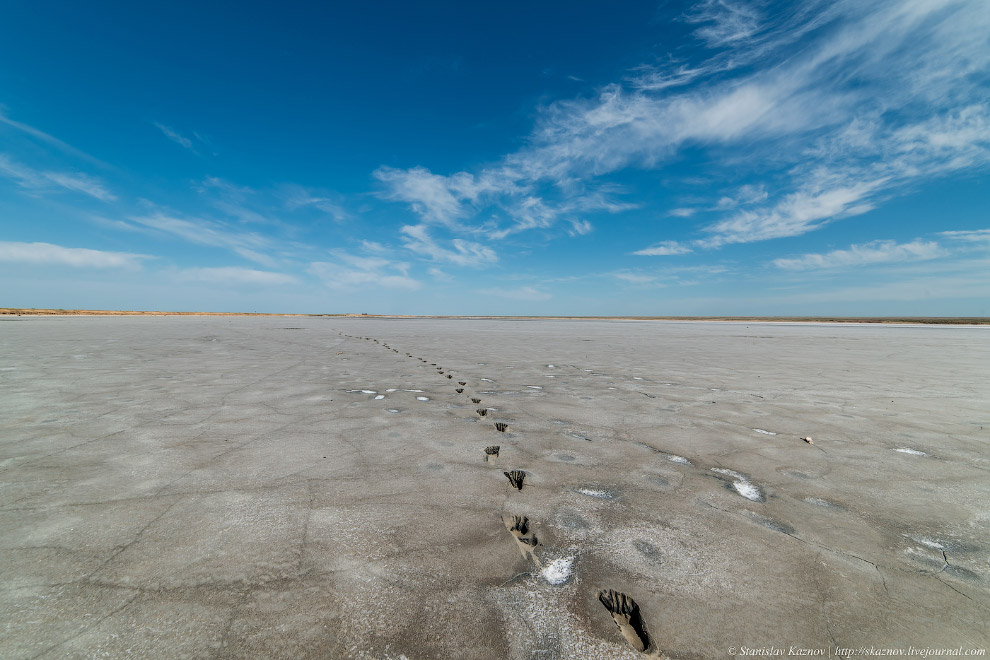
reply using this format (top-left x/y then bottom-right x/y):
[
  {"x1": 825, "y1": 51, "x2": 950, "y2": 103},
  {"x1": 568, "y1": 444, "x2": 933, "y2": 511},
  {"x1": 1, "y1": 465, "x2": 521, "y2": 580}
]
[{"x1": 2, "y1": 308, "x2": 988, "y2": 325}]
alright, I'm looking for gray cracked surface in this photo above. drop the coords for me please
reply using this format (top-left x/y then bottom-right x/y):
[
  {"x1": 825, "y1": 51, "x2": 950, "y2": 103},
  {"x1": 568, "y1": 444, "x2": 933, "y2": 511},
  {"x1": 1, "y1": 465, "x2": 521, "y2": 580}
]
[{"x1": 1, "y1": 316, "x2": 988, "y2": 658}]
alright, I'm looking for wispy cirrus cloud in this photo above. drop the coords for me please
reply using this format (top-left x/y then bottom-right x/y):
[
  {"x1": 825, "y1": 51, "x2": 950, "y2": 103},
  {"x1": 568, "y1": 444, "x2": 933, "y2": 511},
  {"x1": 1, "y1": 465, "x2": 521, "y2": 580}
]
[
  {"x1": 684, "y1": 0, "x2": 763, "y2": 48},
  {"x1": 153, "y1": 122, "x2": 195, "y2": 151},
  {"x1": 175, "y1": 266, "x2": 297, "y2": 286},
  {"x1": 374, "y1": 0, "x2": 990, "y2": 256},
  {"x1": 279, "y1": 183, "x2": 351, "y2": 222},
  {"x1": 773, "y1": 239, "x2": 947, "y2": 271},
  {"x1": 939, "y1": 229, "x2": 990, "y2": 244},
  {"x1": 129, "y1": 212, "x2": 276, "y2": 267},
  {"x1": 400, "y1": 224, "x2": 497, "y2": 266},
  {"x1": 0, "y1": 110, "x2": 108, "y2": 167},
  {"x1": 308, "y1": 251, "x2": 420, "y2": 290},
  {"x1": 0, "y1": 241, "x2": 150, "y2": 268},
  {"x1": 633, "y1": 241, "x2": 693, "y2": 256},
  {"x1": 0, "y1": 154, "x2": 115, "y2": 201}
]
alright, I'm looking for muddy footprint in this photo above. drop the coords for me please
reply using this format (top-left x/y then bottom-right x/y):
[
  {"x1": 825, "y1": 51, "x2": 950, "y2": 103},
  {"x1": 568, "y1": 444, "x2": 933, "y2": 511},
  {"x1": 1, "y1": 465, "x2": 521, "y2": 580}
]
[
  {"x1": 455, "y1": 388, "x2": 464, "y2": 393},
  {"x1": 504, "y1": 470, "x2": 526, "y2": 490},
  {"x1": 477, "y1": 408, "x2": 488, "y2": 417},
  {"x1": 494, "y1": 421, "x2": 508, "y2": 432},
  {"x1": 485, "y1": 445, "x2": 500, "y2": 464},
  {"x1": 504, "y1": 514, "x2": 540, "y2": 564},
  {"x1": 471, "y1": 397, "x2": 481, "y2": 404},
  {"x1": 458, "y1": 381, "x2": 466, "y2": 386},
  {"x1": 598, "y1": 589, "x2": 651, "y2": 652}
]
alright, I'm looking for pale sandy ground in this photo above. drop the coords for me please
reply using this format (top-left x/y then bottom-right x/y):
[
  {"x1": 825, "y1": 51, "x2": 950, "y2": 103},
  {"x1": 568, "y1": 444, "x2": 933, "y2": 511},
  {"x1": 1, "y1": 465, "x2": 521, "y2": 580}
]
[{"x1": 1, "y1": 316, "x2": 988, "y2": 659}]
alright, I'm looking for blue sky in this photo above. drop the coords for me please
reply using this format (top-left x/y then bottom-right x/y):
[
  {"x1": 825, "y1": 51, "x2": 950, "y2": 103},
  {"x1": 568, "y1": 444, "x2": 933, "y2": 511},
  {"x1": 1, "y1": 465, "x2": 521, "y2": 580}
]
[{"x1": 1, "y1": 0, "x2": 988, "y2": 315}]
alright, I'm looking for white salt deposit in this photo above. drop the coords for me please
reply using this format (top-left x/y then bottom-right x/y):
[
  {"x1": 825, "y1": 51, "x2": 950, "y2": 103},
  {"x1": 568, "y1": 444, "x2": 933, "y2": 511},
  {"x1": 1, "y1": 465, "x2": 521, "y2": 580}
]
[
  {"x1": 712, "y1": 468, "x2": 763, "y2": 501},
  {"x1": 667, "y1": 455, "x2": 692, "y2": 466},
  {"x1": 576, "y1": 488, "x2": 611, "y2": 498},
  {"x1": 404, "y1": 389, "x2": 424, "y2": 392},
  {"x1": 733, "y1": 482, "x2": 763, "y2": 501},
  {"x1": 385, "y1": 388, "x2": 398, "y2": 392},
  {"x1": 374, "y1": 395, "x2": 385, "y2": 400},
  {"x1": 910, "y1": 536, "x2": 945, "y2": 550},
  {"x1": 527, "y1": 386, "x2": 543, "y2": 390},
  {"x1": 753, "y1": 428, "x2": 777, "y2": 435},
  {"x1": 416, "y1": 396, "x2": 429, "y2": 401},
  {"x1": 894, "y1": 447, "x2": 928, "y2": 456},
  {"x1": 711, "y1": 467, "x2": 745, "y2": 480},
  {"x1": 541, "y1": 556, "x2": 575, "y2": 585}
]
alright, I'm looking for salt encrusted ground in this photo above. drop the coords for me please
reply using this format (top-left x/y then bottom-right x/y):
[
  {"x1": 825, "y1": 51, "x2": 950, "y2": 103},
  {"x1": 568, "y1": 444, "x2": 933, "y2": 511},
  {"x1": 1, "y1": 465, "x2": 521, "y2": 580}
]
[{"x1": 1, "y1": 316, "x2": 988, "y2": 658}]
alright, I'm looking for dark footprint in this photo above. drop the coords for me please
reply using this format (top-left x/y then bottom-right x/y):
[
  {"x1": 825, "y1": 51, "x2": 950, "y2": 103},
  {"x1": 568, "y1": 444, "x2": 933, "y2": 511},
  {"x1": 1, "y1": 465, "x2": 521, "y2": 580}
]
[
  {"x1": 485, "y1": 445, "x2": 500, "y2": 464},
  {"x1": 471, "y1": 398, "x2": 481, "y2": 404},
  {"x1": 477, "y1": 408, "x2": 488, "y2": 417},
  {"x1": 456, "y1": 388, "x2": 464, "y2": 393},
  {"x1": 495, "y1": 422, "x2": 508, "y2": 432},
  {"x1": 447, "y1": 375, "x2": 453, "y2": 379},
  {"x1": 458, "y1": 381, "x2": 466, "y2": 386},
  {"x1": 504, "y1": 470, "x2": 526, "y2": 490},
  {"x1": 597, "y1": 589, "x2": 651, "y2": 652},
  {"x1": 504, "y1": 514, "x2": 540, "y2": 562}
]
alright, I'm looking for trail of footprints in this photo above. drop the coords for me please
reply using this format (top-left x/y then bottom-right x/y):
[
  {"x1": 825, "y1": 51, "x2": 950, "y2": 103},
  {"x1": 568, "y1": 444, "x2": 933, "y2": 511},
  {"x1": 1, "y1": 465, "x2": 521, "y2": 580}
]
[
  {"x1": 336, "y1": 331, "x2": 985, "y2": 656},
  {"x1": 337, "y1": 330, "x2": 661, "y2": 655}
]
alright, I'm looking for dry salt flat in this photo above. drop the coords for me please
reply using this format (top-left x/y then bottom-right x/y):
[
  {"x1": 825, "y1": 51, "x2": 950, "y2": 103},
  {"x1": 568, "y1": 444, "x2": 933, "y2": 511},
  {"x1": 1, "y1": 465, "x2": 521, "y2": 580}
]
[{"x1": 1, "y1": 315, "x2": 988, "y2": 659}]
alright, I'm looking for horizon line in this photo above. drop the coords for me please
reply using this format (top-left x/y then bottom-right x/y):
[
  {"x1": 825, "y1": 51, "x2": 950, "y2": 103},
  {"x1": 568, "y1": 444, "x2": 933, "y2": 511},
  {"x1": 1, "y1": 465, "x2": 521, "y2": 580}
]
[{"x1": 2, "y1": 308, "x2": 988, "y2": 325}]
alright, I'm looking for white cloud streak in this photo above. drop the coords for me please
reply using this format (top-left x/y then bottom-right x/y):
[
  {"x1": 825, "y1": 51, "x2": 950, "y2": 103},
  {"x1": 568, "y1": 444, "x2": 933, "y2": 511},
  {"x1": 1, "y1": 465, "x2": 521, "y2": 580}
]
[
  {"x1": 0, "y1": 154, "x2": 115, "y2": 201},
  {"x1": 176, "y1": 267, "x2": 297, "y2": 286},
  {"x1": 0, "y1": 241, "x2": 150, "y2": 268},
  {"x1": 0, "y1": 110, "x2": 108, "y2": 166},
  {"x1": 308, "y1": 252, "x2": 420, "y2": 290},
  {"x1": 400, "y1": 224, "x2": 497, "y2": 266},
  {"x1": 153, "y1": 122, "x2": 194, "y2": 150},
  {"x1": 129, "y1": 212, "x2": 276, "y2": 267},
  {"x1": 634, "y1": 241, "x2": 693, "y2": 256},
  {"x1": 773, "y1": 239, "x2": 947, "y2": 270}
]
